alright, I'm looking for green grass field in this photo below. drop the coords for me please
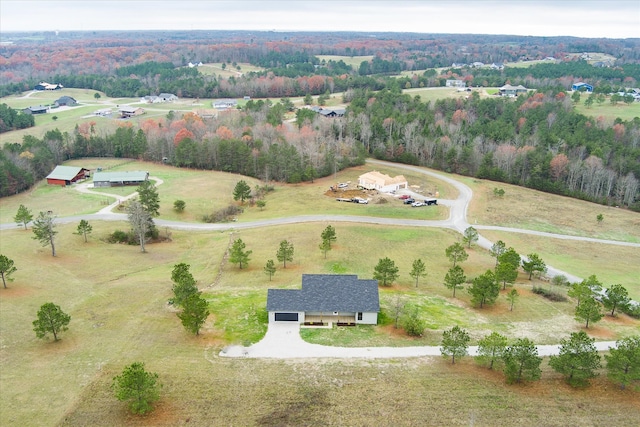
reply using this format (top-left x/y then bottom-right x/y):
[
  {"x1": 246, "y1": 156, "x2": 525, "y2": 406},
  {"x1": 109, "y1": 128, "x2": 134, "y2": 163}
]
[
  {"x1": 1, "y1": 214, "x2": 638, "y2": 426},
  {"x1": 575, "y1": 100, "x2": 640, "y2": 122},
  {"x1": 316, "y1": 55, "x2": 374, "y2": 69}
]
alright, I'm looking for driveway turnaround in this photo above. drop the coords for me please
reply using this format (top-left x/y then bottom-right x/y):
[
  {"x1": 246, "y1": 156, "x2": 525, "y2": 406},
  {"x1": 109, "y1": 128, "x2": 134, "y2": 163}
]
[{"x1": 219, "y1": 322, "x2": 618, "y2": 359}]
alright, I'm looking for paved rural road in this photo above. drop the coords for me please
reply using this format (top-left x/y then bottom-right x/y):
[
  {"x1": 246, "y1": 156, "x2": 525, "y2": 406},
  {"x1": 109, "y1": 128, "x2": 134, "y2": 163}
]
[{"x1": 2, "y1": 161, "x2": 633, "y2": 358}]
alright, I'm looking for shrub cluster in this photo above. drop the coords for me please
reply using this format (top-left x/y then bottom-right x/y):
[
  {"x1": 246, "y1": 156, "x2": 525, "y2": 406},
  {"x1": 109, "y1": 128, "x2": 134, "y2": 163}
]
[
  {"x1": 532, "y1": 286, "x2": 568, "y2": 302},
  {"x1": 621, "y1": 303, "x2": 640, "y2": 319},
  {"x1": 203, "y1": 205, "x2": 244, "y2": 223},
  {"x1": 107, "y1": 230, "x2": 136, "y2": 244}
]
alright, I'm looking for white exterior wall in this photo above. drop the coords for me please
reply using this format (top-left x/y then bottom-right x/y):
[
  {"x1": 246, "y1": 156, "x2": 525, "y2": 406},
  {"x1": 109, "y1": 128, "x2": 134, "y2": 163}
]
[
  {"x1": 357, "y1": 312, "x2": 378, "y2": 325},
  {"x1": 380, "y1": 182, "x2": 408, "y2": 193},
  {"x1": 358, "y1": 178, "x2": 377, "y2": 190}
]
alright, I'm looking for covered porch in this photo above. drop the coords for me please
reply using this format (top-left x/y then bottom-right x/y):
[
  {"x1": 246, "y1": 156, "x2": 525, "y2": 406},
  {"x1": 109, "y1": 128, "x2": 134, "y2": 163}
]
[{"x1": 304, "y1": 312, "x2": 356, "y2": 326}]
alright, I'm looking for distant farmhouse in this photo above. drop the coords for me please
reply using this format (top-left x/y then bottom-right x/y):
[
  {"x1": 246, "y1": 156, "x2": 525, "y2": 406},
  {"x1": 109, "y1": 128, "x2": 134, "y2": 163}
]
[
  {"x1": 499, "y1": 84, "x2": 528, "y2": 97},
  {"x1": 23, "y1": 105, "x2": 48, "y2": 115},
  {"x1": 358, "y1": 171, "x2": 408, "y2": 193},
  {"x1": 46, "y1": 166, "x2": 90, "y2": 186},
  {"x1": 188, "y1": 62, "x2": 203, "y2": 68},
  {"x1": 119, "y1": 106, "x2": 145, "y2": 118},
  {"x1": 267, "y1": 274, "x2": 380, "y2": 325},
  {"x1": 158, "y1": 93, "x2": 178, "y2": 102},
  {"x1": 34, "y1": 81, "x2": 63, "y2": 91},
  {"x1": 140, "y1": 96, "x2": 162, "y2": 104},
  {"x1": 213, "y1": 99, "x2": 238, "y2": 109},
  {"x1": 93, "y1": 171, "x2": 149, "y2": 187},
  {"x1": 572, "y1": 82, "x2": 594, "y2": 92},
  {"x1": 446, "y1": 79, "x2": 466, "y2": 88},
  {"x1": 140, "y1": 93, "x2": 178, "y2": 104},
  {"x1": 54, "y1": 96, "x2": 77, "y2": 107},
  {"x1": 310, "y1": 106, "x2": 346, "y2": 118}
]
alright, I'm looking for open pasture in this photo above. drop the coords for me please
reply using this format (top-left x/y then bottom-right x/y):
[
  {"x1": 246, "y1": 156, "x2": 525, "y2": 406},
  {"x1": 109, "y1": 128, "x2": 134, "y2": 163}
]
[
  {"x1": 575, "y1": 100, "x2": 640, "y2": 123},
  {"x1": 316, "y1": 55, "x2": 374, "y2": 69},
  {"x1": 403, "y1": 87, "x2": 474, "y2": 103},
  {"x1": 479, "y1": 229, "x2": 640, "y2": 301},
  {"x1": 464, "y1": 176, "x2": 640, "y2": 243},
  {"x1": 1, "y1": 215, "x2": 639, "y2": 426}
]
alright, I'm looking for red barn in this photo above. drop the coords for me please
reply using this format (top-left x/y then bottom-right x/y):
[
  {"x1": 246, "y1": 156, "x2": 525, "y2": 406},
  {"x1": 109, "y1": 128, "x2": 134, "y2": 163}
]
[{"x1": 46, "y1": 166, "x2": 90, "y2": 186}]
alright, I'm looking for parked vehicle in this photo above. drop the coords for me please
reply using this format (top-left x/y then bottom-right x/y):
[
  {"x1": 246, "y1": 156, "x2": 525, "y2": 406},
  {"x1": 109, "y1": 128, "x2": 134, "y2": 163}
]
[
  {"x1": 399, "y1": 194, "x2": 410, "y2": 200},
  {"x1": 411, "y1": 202, "x2": 424, "y2": 207},
  {"x1": 338, "y1": 183, "x2": 348, "y2": 188},
  {"x1": 424, "y1": 198, "x2": 438, "y2": 205},
  {"x1": 336, "y1": 198, "x2": 351, "y2": 202},
  {"x1": 403, "y1": 198, "x2": 415, "y2": 204}
]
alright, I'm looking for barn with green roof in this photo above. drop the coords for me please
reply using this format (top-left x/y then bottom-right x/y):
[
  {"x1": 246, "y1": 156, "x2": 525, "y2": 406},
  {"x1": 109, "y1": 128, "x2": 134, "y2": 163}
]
[{"x1": 46, "y1": 166, "x2": 90, "y2": 186}]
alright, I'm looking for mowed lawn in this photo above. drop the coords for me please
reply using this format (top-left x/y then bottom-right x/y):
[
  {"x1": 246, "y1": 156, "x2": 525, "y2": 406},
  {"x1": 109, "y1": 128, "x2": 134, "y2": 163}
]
[
  {"x1": 574, "y1": 100, "x2": 640, "y2": 123},
  {"x1": 1, "y1": 218, "x2": 639, "y2": 426}
]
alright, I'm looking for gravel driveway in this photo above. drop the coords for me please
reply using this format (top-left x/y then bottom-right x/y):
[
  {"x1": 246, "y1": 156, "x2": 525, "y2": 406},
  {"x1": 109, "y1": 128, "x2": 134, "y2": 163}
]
[{"x1": 219, "y1": 323, "x2": 619, "y2": 359}]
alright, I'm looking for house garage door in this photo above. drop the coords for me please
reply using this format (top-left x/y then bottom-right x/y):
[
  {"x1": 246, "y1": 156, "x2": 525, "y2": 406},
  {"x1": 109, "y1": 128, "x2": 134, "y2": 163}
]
[{"x1": 275, "y1": 312, "x2": 299, "y2": 321}]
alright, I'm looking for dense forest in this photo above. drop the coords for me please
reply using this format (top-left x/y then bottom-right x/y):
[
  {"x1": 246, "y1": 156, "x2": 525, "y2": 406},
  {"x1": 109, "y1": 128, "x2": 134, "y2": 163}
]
[{"x1": 0, "y1": 30, "x2": 638, "y2": 210}]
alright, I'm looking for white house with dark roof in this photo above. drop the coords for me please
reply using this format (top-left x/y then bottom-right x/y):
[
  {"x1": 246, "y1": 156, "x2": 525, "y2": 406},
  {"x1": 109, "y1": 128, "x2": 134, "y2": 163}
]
[{"x1": 267, "y1": 274, "x2": 379, "y2": 325}]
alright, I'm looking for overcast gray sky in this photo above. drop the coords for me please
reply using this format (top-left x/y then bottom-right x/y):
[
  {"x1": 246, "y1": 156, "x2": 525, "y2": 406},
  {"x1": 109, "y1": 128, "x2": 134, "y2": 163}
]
[{"x1": 1, "y1": 0, "x2": 639, "y2": 38}]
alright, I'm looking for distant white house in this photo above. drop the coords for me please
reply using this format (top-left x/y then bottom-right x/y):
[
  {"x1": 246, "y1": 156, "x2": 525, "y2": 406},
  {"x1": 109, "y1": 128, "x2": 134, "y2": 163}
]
[
  {"x1": 213, "y1": 99, "x2": 238, "y2": 109},
  {"x1": 188, "y1": 61, "x2": 203, "y2": 68},
  {"x1": 140, "y1": 95, "x2": 162, "y2": 104},
  {"x1": 358, "y1": 171, "x2": 408, "y2": 192},
  {"x1": 446, "y1": 79, "x2": 465, "y2": 88},
  {"x1": 94, "y1": 108, "x2": 112, "y2": 117}
]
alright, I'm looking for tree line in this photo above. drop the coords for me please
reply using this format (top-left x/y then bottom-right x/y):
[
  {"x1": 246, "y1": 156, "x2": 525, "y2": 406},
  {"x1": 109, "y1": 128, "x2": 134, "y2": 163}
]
[{"x1": 0, "y1": 104, "x2": 35, "y2": 134}]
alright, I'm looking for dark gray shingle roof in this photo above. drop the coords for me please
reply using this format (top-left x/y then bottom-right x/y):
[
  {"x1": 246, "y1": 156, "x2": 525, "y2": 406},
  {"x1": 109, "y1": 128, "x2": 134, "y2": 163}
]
[{"x1": 267, "y1": 274, "x2": 379, "y2": 312}]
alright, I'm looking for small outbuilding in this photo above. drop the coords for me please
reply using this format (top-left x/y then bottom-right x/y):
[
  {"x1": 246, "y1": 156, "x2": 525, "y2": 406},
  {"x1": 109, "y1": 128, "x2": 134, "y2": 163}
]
[
  {"x1": 267, "y1": 274, "x2": 379, "y2": 325},
  {"x1": 23, "y1": 105, "x2": 48, "y2": 115},
  {"x1": 46, "y1": 165, "x2": 90, "y2": 186},
  {"x1": 572, "y1": 82, "x2": 594, "y2": 92},
  {"x1": 446, "y1": 79, "x2": 465, "y2": 88},
  {"x1": 213, "y1": 99, "x2": 238, "y2": 109},
  {"x1": 358, "y1": 171, "x2": 408, "y2": 192},
  {"x1": 92, "y1": 171, "x2": 149, "y2": 187}
]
